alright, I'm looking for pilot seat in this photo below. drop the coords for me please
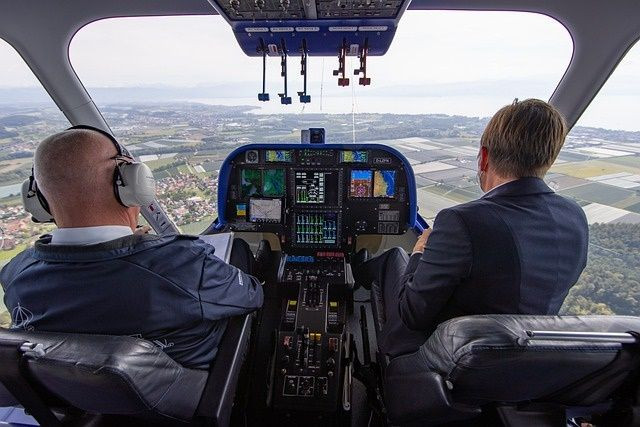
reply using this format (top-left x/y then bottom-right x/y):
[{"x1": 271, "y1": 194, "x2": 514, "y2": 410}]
[
  {"x1": 380, "y1": 312, "x2": 640, "y2": 426},
  {"x1": 0, "y1": 314, "x2": 253, "y2": 426}
]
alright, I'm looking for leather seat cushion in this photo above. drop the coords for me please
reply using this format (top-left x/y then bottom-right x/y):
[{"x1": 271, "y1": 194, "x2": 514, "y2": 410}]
[{"x1": 0, "y1": 329, "x2": 207, "y2": 422}]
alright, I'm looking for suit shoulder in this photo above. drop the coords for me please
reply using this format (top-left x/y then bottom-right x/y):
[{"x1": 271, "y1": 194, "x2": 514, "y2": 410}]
[
  {"x1": 440, "y1": 198, "x2": 494, "y2": 219},
  {"x1": 549, "y1": 192, "x2": 588, "y2": 225},
  {"x1": 551, "y1": 192, "x2": 584, "y2": 211}
]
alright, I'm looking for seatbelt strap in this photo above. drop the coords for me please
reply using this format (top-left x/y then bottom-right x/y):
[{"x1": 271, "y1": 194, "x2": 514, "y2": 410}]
[{"x1": 0, "y1": 339, "x2": 62, "y2": 427}]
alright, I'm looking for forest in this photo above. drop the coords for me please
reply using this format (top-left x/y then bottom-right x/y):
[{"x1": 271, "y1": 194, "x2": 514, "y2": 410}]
[{"x1": 561, "y1": 223, "x2": 640, "y2": 316}]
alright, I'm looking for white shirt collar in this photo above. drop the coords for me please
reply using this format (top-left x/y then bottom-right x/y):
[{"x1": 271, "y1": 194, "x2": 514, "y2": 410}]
[
  {"x1": 482, "y1": 179, "x2": 516, "y2": 198},
  {"x1": 50, "y1": 226, "x2": 133, "y2": 245}
]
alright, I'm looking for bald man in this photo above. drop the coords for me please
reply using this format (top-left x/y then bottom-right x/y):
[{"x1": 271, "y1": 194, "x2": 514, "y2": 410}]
[{"x1": 0, "y1": 128, "x2": 263, "y2": 369}]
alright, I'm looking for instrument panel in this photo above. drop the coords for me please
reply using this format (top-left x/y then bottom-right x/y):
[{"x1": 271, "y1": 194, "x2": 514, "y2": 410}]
[{"x1": 219, "y1": 144, "x2": 414, "y2": 252}]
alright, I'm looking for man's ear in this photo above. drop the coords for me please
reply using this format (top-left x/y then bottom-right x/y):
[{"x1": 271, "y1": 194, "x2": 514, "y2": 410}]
[{"x1": 479, "y1": 146, "x2": 489, "y2": 172}]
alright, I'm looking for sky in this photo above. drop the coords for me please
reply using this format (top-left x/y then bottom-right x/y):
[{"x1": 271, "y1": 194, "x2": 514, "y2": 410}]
[{"x1": 0, "y1": 10, "x2": 639, "y2": 131}]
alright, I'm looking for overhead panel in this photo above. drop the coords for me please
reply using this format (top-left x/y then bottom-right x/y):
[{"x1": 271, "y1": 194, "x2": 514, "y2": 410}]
[{"x1": 206, "y1": 0, "x2": 411, "y2": 56}]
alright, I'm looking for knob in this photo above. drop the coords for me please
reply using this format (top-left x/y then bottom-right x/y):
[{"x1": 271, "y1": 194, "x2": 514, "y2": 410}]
[{"x1": 326, "y1": 357, "x2": 336, "y2": 368}]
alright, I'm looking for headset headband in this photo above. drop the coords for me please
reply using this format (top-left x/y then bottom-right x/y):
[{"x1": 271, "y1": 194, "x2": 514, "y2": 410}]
[{"x1": 67, "y1": 125, "x2": 132, "y2": 158}]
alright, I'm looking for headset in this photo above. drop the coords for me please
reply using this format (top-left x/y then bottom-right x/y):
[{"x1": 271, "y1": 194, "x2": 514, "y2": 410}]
[{"x1": 21, "y1": 125, "x2": 157, "y2": 223}]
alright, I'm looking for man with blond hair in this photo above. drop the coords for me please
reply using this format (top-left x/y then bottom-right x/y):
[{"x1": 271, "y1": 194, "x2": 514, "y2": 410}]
[
  {"x1": 357, "y1": 99, "x2": 588, "y2": 357},
  {"x1": 1, "y1": 127, "x2": 263, "y2": 369}
]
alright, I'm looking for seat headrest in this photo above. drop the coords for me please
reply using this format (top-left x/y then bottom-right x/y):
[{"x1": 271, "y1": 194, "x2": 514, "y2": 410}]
[
  {"x1": 0, "y1": 328, "x2": 207, "y2": 422},
  {"x1": 411, "y1": 315, "x2": 640, "y2": 406}
]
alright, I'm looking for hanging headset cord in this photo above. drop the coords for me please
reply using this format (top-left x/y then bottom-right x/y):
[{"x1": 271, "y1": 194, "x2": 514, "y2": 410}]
[
  {"x1": 351, "y1": 57, "x2": 357, "y2": 144},
  {"x1": 320, "y1": 58, "x2": 325, "y2": 112}
]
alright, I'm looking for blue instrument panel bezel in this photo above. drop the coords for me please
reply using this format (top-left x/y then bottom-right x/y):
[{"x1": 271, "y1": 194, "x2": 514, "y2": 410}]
[
  {"x1": 214, "y1": 143, "x2": 419, "y2": 231},
  {"x1": 232, "y1": 19, "x2": 399, "y2": 56}
]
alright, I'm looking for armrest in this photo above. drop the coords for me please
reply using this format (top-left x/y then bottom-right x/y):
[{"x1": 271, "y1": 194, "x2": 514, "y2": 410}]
[
  {"x1": 384, "y1": 352, "x2": 480, "y2": 425},
  {"x1": 195, "y1": 314, "x2": 253, "y2": 427}
]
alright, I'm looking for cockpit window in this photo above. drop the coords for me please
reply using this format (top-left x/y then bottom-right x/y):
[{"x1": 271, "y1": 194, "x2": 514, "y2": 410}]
[
  {"x1": 68, "y1": 12, "x2": 572, "y2": 231},
  {"x1": 0, "y1": 39, "x2": 69, "y2": 327},
  {"x1": 558, "y1": 41, "x2": 640, "y2": 316}
]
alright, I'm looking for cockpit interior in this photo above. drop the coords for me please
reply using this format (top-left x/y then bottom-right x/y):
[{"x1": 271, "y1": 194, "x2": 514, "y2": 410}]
[{"x1": 1, "y1": 1, "x2": 640, "y2": 426}]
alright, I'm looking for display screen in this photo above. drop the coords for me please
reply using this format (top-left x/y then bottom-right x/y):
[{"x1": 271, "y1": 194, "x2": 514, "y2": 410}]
[
  {"x1": 241, "y1": 169, "x2": 261, "y2": 197},
  {"x1": 263, "y1": 169, "x2": 285, "y2": 197},
  {"x1": 249, "y1": 198, "x2": 282, "y2": 223},
  {"x1": 340, "y1": 150, "x2": 368, "y2": 163},
  {"x1": 295, "y1": 212, "x2": 338, "y2": 245},
  {"x1": 374, "y1": 170, "x2": 396, "y2": 198},
  {"x1": 295, "y1": 171, "x2": 327, "y2": 204},
  {"x1": 266, "y1": 150, "x2": 292, "y2": 163},
  {"x1": 350, "y1": 170, "x2": 373, "y2": 197}
]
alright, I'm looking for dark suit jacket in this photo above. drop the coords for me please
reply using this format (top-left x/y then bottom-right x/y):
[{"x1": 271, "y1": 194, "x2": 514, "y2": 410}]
[{"x1": 399, "y1": 177, "x2": 588, "y2": 335}]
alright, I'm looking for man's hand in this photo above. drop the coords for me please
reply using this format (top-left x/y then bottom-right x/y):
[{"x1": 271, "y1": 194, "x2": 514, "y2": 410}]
[
  {"x1": 412, "y1": 229, "x2": 432, "y2": 254},
  {"x1": 133, "y1": 225, "x2": 152, "y2": 236}
]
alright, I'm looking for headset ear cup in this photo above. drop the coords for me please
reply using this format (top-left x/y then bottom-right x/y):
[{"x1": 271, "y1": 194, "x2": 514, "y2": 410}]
[
  {"x1": 21, "y1": 178, "x2": 54, "y2": 223},
  {"x1": 114, "y1": 162, "x2": 156, "y2": 207}
]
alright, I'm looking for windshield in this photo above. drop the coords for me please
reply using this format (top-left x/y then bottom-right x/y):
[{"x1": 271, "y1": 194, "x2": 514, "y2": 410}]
[{"x1": 68, "y1": 12, "x2": 572, "y2": 228}]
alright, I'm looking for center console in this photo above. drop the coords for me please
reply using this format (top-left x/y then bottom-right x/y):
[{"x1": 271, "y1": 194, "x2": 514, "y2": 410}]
[{"x1": 273, "y1": 252, "x2": 350, "y2": 411}]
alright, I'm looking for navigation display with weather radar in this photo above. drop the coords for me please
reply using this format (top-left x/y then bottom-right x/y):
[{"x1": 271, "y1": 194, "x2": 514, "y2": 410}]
[{"x1": 374, "y1": 170, "x2": 396, "y2": 198}]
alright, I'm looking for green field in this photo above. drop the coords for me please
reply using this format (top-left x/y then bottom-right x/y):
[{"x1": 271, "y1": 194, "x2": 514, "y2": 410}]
[
  {"x1": 180, "y1": 216, "x2": 217, "y2": 234},
  {"x1": 0, "y1": 244, "x2": 27, "y2": 262},
  {"x1": 551, "y1": 158, "x2": 640, "y2": 178}
]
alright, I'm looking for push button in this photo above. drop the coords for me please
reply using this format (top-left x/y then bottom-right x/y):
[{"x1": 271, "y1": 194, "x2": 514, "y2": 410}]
[{"x1": 283, "y1": 375, "x2": 298, "y2": 396}]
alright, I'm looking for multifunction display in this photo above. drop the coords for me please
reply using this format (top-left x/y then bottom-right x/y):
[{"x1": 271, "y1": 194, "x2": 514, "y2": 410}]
[{"x1": 295, "y1": 171, "x2": 327, "y2": 204}]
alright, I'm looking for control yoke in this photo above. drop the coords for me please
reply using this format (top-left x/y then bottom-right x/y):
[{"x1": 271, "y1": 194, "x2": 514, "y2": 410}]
[
  {"x1": 354, "y1": 39, "x2": 371, "y2": 86},
  {"x1": 278, "y1": 39, "x2": 292, "y2": 105},
  {"x1": 298, "y1": 39, "x2": 311, "y2": 103},
  {"x1": 333, "y1": 39, "x2": 350, "y2": 87},
  {"x1": 258, "y1": 38, "x2": 270, "y2": 102}
]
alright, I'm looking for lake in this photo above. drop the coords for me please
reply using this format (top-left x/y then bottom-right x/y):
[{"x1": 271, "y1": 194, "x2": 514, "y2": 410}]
[{"x1": 0, "y1": 183, "x2": 22, "y2": 199}]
